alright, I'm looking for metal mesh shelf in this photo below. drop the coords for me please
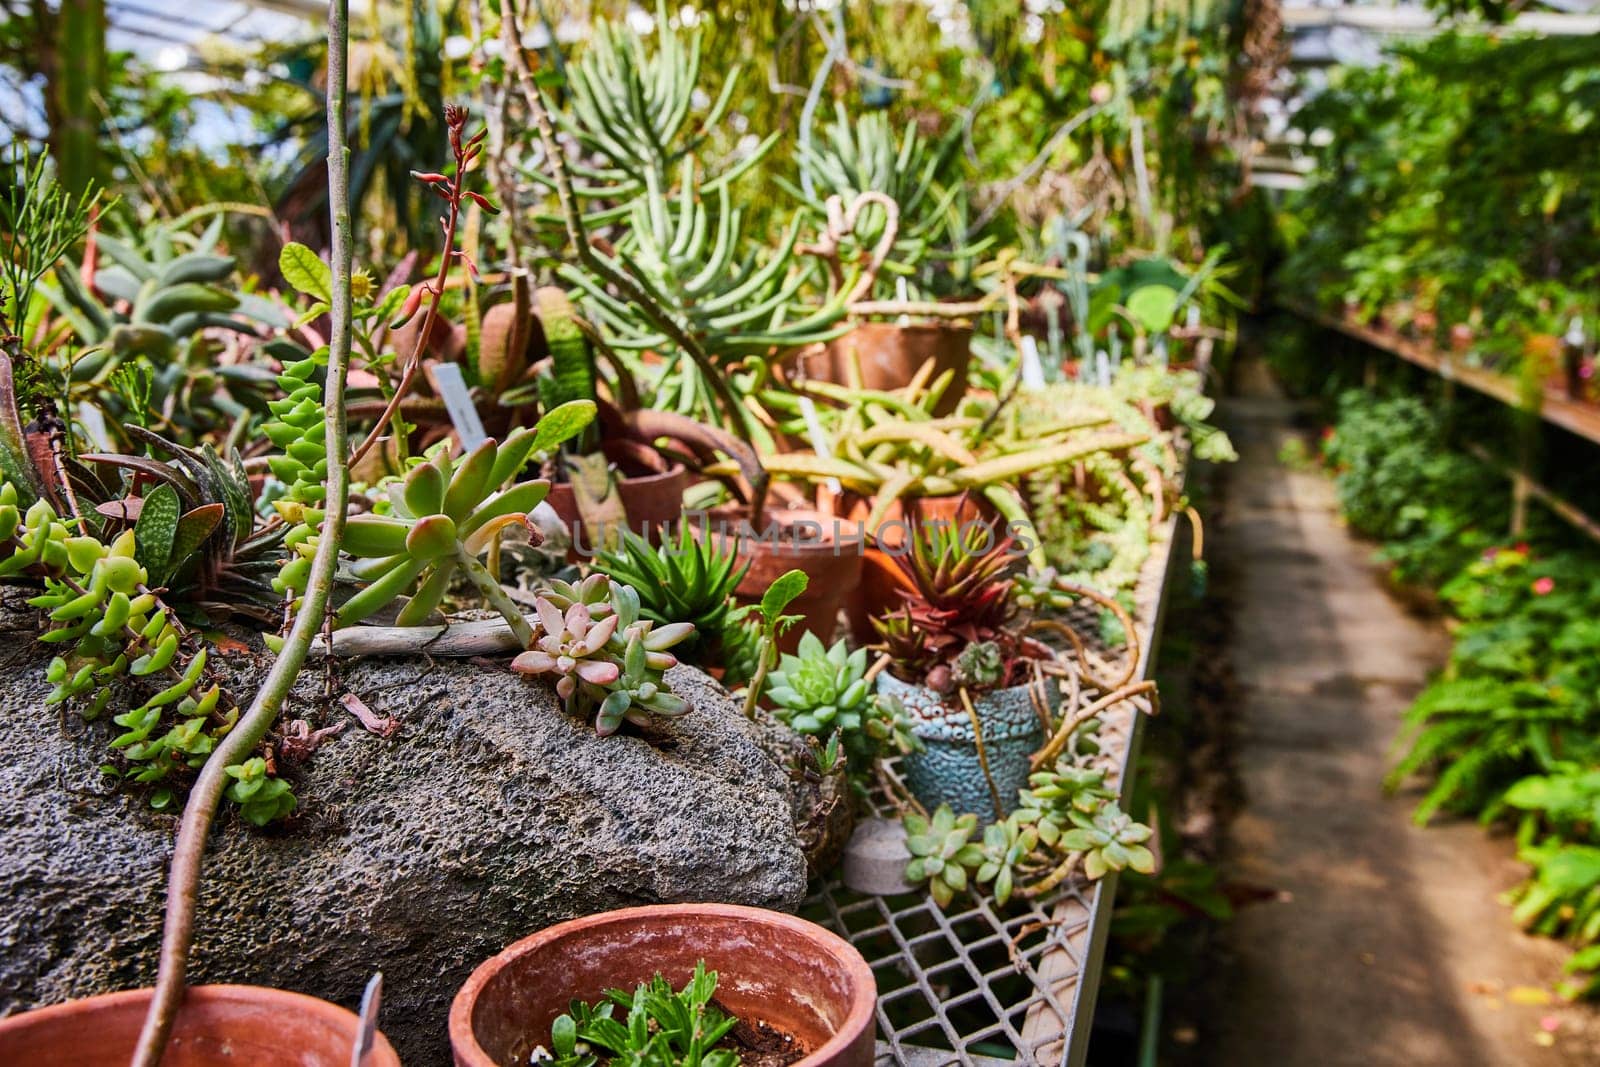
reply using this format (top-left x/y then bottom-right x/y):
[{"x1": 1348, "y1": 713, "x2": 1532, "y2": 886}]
[{"x1": 804, "y1": 505, "x2": 1183, "y2": 1067}]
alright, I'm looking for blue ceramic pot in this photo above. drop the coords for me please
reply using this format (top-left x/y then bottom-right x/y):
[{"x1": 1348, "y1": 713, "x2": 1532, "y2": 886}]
[{"x1": 877, "y1": 671, "x2": 1053, "y2": 823}]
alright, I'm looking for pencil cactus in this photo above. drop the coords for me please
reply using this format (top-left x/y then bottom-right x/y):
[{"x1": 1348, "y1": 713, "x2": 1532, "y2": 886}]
[{"x1": 541, "y1": 0, "x2": 774, "y2": 215}]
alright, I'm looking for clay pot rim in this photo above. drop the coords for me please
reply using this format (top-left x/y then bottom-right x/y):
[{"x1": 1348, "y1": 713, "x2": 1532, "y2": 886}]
[
  {"x1": 547, "y1": 458, "x2": 688, "y2": 490},
  {"x1": 0, "y1": 983, "x2": 399, "y2": 1066},
  {"x1": 447, "y1": 902, "x2": 877, "y2": 1067},
  {"x1": 704, "y1": 506, "x2": 867, "y2": 560},
  {"x1": 838, "y1": 320, "x2": 976, "y2": 338}
]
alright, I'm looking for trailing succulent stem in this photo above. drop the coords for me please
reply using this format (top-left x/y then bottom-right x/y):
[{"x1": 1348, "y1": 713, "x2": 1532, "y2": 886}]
[
  {"x1": 130, "y1": 4, "x2": 358, "y2": 1063},
  {"x1": 0, "y1": 488, "x2": 272, "y2": 814}
]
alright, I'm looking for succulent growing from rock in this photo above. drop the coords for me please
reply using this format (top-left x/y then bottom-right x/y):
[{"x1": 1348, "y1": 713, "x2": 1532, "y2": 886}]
[
  {"x1": 0, "y1": 482, "x2": 283, "y2": 817},
  {"x1": 513, "y1": 574, "x2": 695, "y2": 736},
  {"x1": 333, "y1": 400, "x2": 596, "y2": 639},
  {"x1": 766, "y1": 631, "x2": 872, "y2": 735},
  {"x1": 592, "y1": 523, "x2": 749, "y2": 667}
]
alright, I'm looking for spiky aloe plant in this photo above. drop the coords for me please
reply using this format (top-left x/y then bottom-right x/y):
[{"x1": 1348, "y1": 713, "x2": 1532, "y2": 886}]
[
  {"x1": 591, "y1": 523, "x2": 748, "y2": 666},
  {"x1": 873, "y1": 521, "x2": 1021, "y2": 692}
]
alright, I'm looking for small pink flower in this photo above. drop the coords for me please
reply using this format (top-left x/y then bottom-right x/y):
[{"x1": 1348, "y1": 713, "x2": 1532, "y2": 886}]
[
  {"x1": 1532, "y1": 577, "x2": 1556, "y2": 596},
  {"x1": 1482, "y1": 546, "x2": 1501, "y2": 561}
]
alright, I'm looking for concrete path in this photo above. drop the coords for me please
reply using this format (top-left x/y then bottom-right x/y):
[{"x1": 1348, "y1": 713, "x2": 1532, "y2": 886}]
[{"x1": 1203, "y1": 359, "x2": 1600, "y2": 1065}]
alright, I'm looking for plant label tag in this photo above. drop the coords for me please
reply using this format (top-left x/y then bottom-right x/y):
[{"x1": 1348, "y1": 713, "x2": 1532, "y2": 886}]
[
  {"x1": 77, "y1": 402, "x2": 113, "y2": 452},
  {"x1": 1095, "y1": 349, "x2": 1112, "y2": 387},
  {"x1": 1019, "y1": 334, "x2": 1047, "y2": 389},
  {"x1": 896, "y1": 277, "x2": 911, "y2": 326},
  {"x1": 798, "y1": 395, "x2": 843, "y2": 495},
  {"x1": 431, "y1": 363, "x2": 487, "y2": 451}
]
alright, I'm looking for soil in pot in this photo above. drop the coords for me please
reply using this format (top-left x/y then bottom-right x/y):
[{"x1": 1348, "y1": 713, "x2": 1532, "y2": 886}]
[{"x1": 0, "y1": 985, "x2": 400, "y2": 1067}]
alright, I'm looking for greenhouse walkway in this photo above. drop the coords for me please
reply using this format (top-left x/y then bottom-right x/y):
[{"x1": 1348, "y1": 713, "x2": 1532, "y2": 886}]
[{"x1": 1202, "y1": 358, "x2": 1600, "y2": 1065}]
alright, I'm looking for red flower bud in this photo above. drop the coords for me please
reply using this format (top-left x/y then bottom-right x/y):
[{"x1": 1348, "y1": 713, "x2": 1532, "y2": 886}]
[
  {"x1": 466, "y1": 190, "x2": 500, "y2": 215},
  {"x1": 411, "y1": 171, "x2": 450, "y2": 184},
  {"x1": 390, "y1": 284, "x2": 426, "y2": 329}
]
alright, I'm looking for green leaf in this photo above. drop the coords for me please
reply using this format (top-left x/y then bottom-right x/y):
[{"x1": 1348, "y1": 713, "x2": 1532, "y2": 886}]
[
  {"x1": 169, "y1": 504, "x2": 224, "y2": 573},
  {"x1": 133, "y1": 483, "x2": 181, "y2": 577},
  {"x1": 551, "y1": 1014, "x2": 577, "y2": 1057},
  {"x1": 279, "y1": 242, "x2": 332, "y2": 304},
  {"x1": 760, "y1": 569, "x2": 808, "y2": 624},
  {"x1": 1126, "y1": 284, "x2": 1179, "y2": 334},
  {"x1": 531, "y1": 400, "x2": 598, "y2": 456}
]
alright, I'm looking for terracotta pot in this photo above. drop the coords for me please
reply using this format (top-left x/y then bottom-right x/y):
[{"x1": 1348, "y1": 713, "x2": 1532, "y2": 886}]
[
  {"x1": 545, "y1": 443, "x2": 687, "y2": 558},
  {"x1": 449, "y1": 903, "x2": 877, "y2": 1067},
  {"x1": 843, "y1": 494, "x2": 1000, "y2": 644},
  {"x1": 0, "y1": 985, "x2": 400, "y2": 1067},
  {"x1": 710, "y1": 508, "x2": 863, "y2": 652},
  {"x1": 798, "y1": 322, "x2": 972, "y2": 415}
]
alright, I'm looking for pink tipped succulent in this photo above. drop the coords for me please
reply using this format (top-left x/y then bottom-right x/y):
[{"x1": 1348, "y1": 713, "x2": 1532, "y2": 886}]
[
  {"x1": 510, "y1": 576, "x2": 698, "y2": 735},
  {"x1": 513, "y1": 598, "x2": 620, "y2": 701}
]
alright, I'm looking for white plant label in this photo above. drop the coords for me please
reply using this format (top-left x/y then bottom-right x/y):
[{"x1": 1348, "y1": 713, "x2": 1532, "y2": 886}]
[
  {"x1": 799, "y1": 394, "x2": 843, "y2": 495},
  {"x1": 1020, "y1": 334, "x2": 1047, "y2": 389},
  {"x1": 432, "y1": 363, "x2": 487, "y2": 451}
]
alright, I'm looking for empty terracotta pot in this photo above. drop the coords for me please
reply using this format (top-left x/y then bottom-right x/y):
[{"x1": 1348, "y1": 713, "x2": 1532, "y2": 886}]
[
  {"x1": 450, "y1": 903, "x2": 876, "y2": 1067},
  {"x1": 799, "y1": 322, "x2": 973, "y2": 415},
  {"x1": 0, "y1": 985, "x2": 400, "y2": 1067}
]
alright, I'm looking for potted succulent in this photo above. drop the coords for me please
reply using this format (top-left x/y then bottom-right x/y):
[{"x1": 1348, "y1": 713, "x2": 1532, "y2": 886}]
[
  {"x1": 0, "y1": 985, "x2": 400, "y2": 1067},
  {"x1": 449, "y1": 904, "x2": 877, "y2": 1067},
  {"x1": 785, "y1": 106, "x2": 984, "y2": 414},
  {"x1": 870, "y1": 523, "x2": 1060, "y2": 822},
  {"x1": 748, "y1": 374, "x2": 1147, "y2": 638}
]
